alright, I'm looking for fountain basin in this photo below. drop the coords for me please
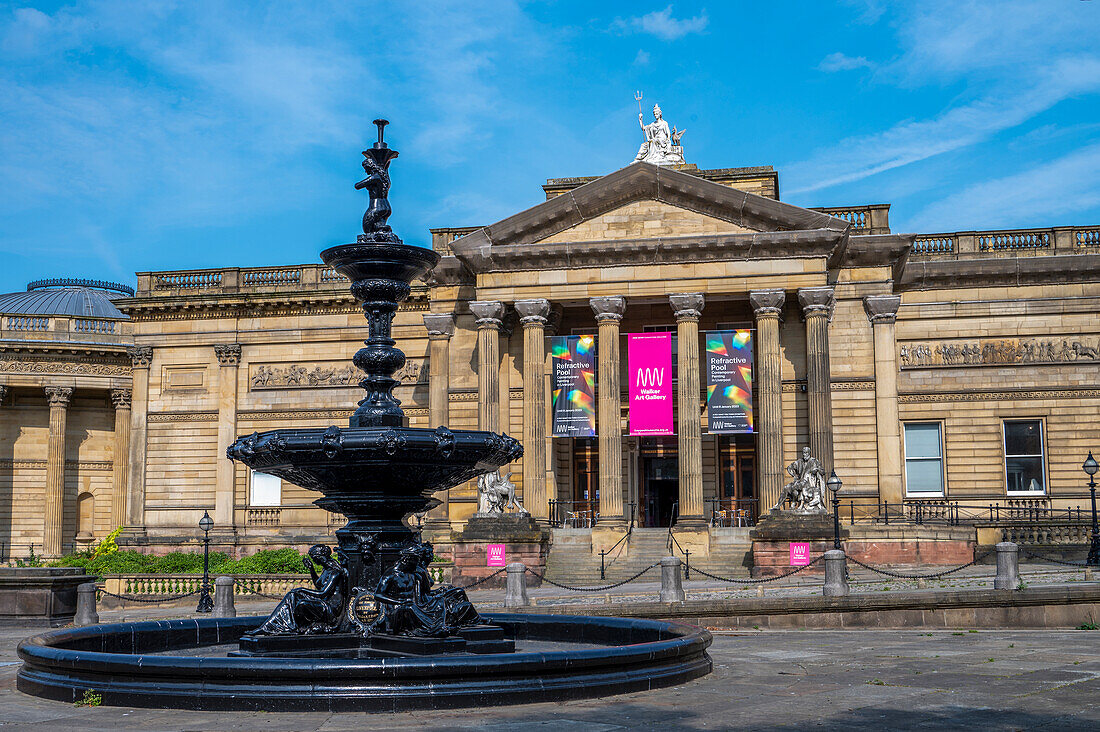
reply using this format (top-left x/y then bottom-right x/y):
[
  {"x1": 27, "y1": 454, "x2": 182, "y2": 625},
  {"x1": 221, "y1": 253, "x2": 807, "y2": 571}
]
[{"x1": 16, "y1": 614, "x2": 712, "y2": 711}]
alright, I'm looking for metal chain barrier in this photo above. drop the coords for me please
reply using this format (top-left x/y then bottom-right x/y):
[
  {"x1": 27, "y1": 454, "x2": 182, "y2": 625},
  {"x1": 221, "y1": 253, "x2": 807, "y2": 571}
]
[
  {"x1": 96, "y1": 588, "x2": 201, "y2": 603},
  {"x1": 688, "y1": 554, "x2": 826, "y2": 584},
  {"x1": 1021, "y1": 549, "x2": 1091, "y2": 568},
  {"x1": 240, "y1": 588, "x2": 291, "y2": 600},
  {"x1": 846, "y1": 550, "x2": 993, "y2": 580},
  {"x1": 457, "y1": 567, "x2": 508, "y2": 589},
  {"x1": 525, "y1": 563, "x2": 660, "y2": 592}
]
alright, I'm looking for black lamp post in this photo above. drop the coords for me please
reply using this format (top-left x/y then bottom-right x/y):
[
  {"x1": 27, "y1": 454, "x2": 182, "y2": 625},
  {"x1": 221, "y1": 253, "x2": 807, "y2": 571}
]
[
  {"x1": 197, "y1": 510, "x2": 214, "y2": 613},
  {"x1": 826, "y1": 470, "x2": 843, "y2": 550},
  {"x1": 1084, "y1": 452, "x2": 1099, "y2": 567}
]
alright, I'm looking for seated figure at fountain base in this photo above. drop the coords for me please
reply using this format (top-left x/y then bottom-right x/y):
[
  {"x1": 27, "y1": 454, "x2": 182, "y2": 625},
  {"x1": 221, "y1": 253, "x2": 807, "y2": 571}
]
[
  {"x1": 252, "y1": 544, "x2": 349, "y2": 635},
  {"x1": 369, "y1": 543, "x2": 480, "y2": 638}
]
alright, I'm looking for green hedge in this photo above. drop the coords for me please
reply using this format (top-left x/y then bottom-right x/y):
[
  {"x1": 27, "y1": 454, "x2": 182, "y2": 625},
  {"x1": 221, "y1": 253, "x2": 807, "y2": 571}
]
[{"x1": 49, "y1": 548, "x2": 309, "y2": 576}]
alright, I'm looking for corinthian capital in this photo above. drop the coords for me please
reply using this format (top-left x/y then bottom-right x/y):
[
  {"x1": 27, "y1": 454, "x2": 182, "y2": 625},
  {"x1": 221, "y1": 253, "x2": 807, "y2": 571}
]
[
  {"x1": 669, "y1": 293, "x2": 704, "y2": 322},
  {"x1": 111, "y1": 388, "x2": 133, "y2": 409},
  {"x1": 45, "y1": 386, "x2": 73, "y2": 407},
  {"x1": 469, "y1": 301, "x2": 505, "y2": 329},
  {"x1": 749, "y1": 289, "x2": 786, "y2": 318},
  {"x1": 589, "y1": 296, "x2": 626, "y2": 323},
  {"x1": 128, "y1": 346, "x2": 153, "y2": 368},
  {"x1": 797, "y1": 287, "x2": 835, "y2": 317},
  {"x1": 423, "y1": 313, "x2": 456, "y2": 340},
  {"x1": 514, "y1": 298, "x2": 550, "y2": 327},
  {"x1": 214, "y1": 344, "x2": 242, "y2": 366},
  {"x1": 863, "y1": 295, "x2": 902, "y2": 324}
]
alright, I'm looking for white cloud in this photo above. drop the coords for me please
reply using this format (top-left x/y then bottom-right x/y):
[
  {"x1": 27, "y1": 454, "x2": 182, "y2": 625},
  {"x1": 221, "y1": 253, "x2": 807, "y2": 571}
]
[
  {"x1": 785, "y1": 1, "x2": 1100, "y2": 195},
  {"x1": 818, "y1": 52, "x2": 873, "y2": 73},
  {"x1": 634, "y1": 49, "x2": 651, "y2": 66},
  {"x1": 908, "y1": 142, "x2": 1100, "y2": 231},
  {"x1": 614, "y1": 5, "x2": 708, "y2": 41}
]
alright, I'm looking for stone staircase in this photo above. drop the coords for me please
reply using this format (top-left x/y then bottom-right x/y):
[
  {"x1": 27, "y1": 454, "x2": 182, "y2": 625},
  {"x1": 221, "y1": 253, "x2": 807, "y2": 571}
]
[{"x1": 543, "y1": 527, "x2": 753, "y2": 586}]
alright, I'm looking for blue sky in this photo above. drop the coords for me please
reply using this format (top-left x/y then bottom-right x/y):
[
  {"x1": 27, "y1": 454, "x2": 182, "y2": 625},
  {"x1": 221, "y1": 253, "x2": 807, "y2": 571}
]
[{"x1": 2, "y1": 1, "x2": 1099, "y2": 290}]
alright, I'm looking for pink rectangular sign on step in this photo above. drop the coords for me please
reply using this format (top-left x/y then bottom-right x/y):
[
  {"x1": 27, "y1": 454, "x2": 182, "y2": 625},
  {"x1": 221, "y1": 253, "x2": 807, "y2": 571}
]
[
  {"x1": 789, "y1": 542, "x2": 810, "y2": 566},
  {"x1": 486, "y1": 544, "x2": 507, "y2": 567}
]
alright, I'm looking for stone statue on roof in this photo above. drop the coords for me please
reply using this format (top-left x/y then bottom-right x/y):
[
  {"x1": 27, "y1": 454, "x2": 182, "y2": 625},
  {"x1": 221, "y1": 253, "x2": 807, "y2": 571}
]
[{"x1": 634, "y1": 102, "x2": 686, "y2": 166}]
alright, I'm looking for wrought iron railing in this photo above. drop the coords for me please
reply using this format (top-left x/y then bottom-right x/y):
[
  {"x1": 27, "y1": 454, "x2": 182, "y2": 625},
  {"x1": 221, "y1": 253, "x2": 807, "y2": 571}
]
[{"x1": 548, "y1": 499, "x2": 600, "y2": 528}]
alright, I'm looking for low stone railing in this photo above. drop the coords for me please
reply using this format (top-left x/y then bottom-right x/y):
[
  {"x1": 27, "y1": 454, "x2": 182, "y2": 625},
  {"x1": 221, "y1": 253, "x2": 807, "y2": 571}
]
[
  {"x1": 912, "y1": 225, "x2": 1100, "y2": 257},
  {"x1": 99, "y1": 573, "x2": 310, "y2": 599},
  {"x1": 999, "y1": 523, "x2": 1092, "y2": 546},
  {"x1": 810, "y1": 204, "x2": 890, "y2": 234},
  {"x1": 0, "y1": 315, "x2": 129, "y2": 342}
]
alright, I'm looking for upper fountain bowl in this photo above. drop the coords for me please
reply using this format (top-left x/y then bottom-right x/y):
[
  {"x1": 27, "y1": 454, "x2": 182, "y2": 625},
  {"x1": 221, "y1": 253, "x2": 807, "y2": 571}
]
[{"x1": 320, "y1": 241, "x2": 439, "y2": 284}]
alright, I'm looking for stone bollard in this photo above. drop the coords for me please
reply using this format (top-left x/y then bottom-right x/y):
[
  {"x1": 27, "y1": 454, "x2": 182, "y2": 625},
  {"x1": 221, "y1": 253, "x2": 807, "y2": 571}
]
[
  {"x1": 504, "y1": 562, "x2": 529, "y2": 608},
  {"x1": 917, "y1": 577, "x2": 928, "y2": 590},
  {"x1": 994, "y1": 542, "x2": 1020, "y2": 591},
  {"x1": 660, "y1": 556, "x2": 686, "y2": 603},
  {"x1": 213, "y1": 576, "x2": 236, "y2": 617},
  {"x1": 1086, "y1": 567, "x2": 1094, "y2": 582},
  {"x1": 73, "y1": 582, "x2": 99, "y2": 626},
  {"x1": 756, "y1": 585, "x2": 765, "y2": 598},
  {"x1": 823, "y1": 550, "x2": 849, "y2": 597}
]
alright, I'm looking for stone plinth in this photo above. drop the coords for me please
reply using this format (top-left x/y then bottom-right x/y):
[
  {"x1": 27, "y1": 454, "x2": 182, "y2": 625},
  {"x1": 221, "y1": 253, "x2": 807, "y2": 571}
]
[
  {"x1": 452, "y1": 515, "x2": 550, "y2": 589},
  {"x1": 0, "y1": 568, "x2": 98, "y2": 627},
  {"x1": 749, "y1": 510, "x2": 845, "y2": 578}
]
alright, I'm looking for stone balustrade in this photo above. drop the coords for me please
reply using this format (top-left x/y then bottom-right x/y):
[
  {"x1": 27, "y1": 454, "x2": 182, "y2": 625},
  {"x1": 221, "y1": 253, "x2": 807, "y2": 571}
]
[
  {"x1": 0, "y1": 315, "x2": 130, "y2": 342},
  {"x1": 135, "y1": 264, "x2": 359, "y2": 297},
  {"x1": 810, "y1": 204, "x2": 890, "y2": 234},
  {"x1": 912, "y1": 225, "x2": 1100, "y2": 257}
]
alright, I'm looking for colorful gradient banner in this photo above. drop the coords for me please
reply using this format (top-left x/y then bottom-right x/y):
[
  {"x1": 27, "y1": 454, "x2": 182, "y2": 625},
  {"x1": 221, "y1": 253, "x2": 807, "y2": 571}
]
[
  {"x1": 705, "y1": 330, "x2": 754, "y2": 433},
  {"x1": 550, "y1": 335, "x2": 597, "y2": 436},
  {"x1": 627, "y1": 332, "x2": 674, "y2": 436}
]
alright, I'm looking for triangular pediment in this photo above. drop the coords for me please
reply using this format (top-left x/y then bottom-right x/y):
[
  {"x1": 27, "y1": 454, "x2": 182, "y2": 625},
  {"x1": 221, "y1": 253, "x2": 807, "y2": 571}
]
[
  {"x1": 539, "y1": 199, "x2": 754, "y2": 244},
  {"x1": 450, "y1": 162, "x2": 851, "y2": 273}
]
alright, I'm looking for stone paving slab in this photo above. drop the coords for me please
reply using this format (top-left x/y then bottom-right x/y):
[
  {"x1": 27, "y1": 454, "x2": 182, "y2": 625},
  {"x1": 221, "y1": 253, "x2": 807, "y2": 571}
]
[{"x1": 1, "y1": 618, "x2": 1099, "y2": 730}]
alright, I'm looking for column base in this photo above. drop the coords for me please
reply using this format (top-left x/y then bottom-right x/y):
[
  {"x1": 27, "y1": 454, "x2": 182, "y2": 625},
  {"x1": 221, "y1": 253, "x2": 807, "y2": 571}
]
[{"x1": 673, "y1": 515, "x2": 708, "y2": 531}]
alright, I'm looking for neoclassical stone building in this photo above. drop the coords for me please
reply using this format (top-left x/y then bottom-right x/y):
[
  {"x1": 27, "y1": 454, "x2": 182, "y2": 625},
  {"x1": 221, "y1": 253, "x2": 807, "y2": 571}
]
[{"x1": 2, "y1": 159, "x2": 1098, "y2": 564}]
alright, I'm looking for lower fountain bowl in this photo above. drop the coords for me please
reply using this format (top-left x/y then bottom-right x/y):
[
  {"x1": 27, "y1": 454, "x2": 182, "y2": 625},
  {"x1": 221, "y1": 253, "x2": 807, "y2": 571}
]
[{"x1": 16, "y1": 614, "x2": 712, "y2": 711}]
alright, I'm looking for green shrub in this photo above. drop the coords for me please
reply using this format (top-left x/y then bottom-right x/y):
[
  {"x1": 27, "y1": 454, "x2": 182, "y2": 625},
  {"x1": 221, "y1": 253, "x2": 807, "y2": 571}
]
[{"x1": 48, "y1": 547, "x2": 309, "y2": 575}]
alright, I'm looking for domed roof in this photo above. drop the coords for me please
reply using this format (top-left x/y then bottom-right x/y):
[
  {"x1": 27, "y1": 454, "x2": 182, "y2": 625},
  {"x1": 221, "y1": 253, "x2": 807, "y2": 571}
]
[{"x1": 0, "y1": 279, "x2": 132, "y2": 320}]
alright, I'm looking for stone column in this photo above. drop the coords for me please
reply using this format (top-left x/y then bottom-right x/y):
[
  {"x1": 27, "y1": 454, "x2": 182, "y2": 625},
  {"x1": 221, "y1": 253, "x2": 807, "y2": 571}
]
[
  {"x1": 126, "y1": 347, "x2": 152, "y2": 534},
  {"x1": 110, "y1": 389, "x2": 132, "y2": 530},
  {"x1": 750, "y1": 290, "x2": 786, "y2": 513},
  {"x1": 864, "y1": 295, "x2": 903, "y2": 507},
  {"x1": 590, "y1": 296, "x2": 626, "y2": 525},
  {"x1": 470, "y1": 301, "x2": 505, "y2": 433},
  {"x1": 213, "y1": 344, "x2": 242, "y2": 530},
  {"x1": 44, "y1": 386, "x2": 73, "y2": 557},
  {"x1": 670, "y1": 293, "x2": 705, "y2": 527},
  {"x1": 515, "y1": 299, "x2": 550, "y2": 522},
  {"x1": 422, "y1": 314, "x2": 455, "y2": 527},
  {"x1": 798, "y1": 287, "x2": 835, "y2": 473}
]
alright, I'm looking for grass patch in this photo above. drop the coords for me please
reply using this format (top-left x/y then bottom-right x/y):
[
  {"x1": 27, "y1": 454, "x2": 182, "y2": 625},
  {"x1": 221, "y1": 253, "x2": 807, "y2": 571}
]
[{"x1": 75, "y1": 690, "x2": 102, "y2": 707}]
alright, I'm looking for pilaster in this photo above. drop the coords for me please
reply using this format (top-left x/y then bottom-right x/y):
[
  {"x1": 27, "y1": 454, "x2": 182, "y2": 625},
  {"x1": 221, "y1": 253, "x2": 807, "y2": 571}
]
[
  {"x1": 125, "y1": 346, "x2": 152, "y2": 537},
  {"x1": 213, "y1": 344, "x2": 242, "y2": 532},
  {"x1": 44, "y1": 386, "x2": 73, "y2": 557},
  {"x1": 864, "y1": 295, "x2": 903, "y2": 507},
  {"x1": 422, "y1": 313, "x2": 455, "y2": 529},
  {"x1": 110, "y1": 389, "x2": 132, "y2": 530}
]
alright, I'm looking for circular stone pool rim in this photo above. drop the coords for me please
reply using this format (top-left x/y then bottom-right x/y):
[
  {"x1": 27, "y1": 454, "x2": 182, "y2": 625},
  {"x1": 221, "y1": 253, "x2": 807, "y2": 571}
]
[{"x1": 16, "y1": 613, "x2": 712, "y2": 712}]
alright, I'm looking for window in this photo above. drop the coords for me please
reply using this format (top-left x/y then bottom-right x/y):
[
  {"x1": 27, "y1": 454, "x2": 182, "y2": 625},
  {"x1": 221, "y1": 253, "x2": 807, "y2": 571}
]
[
  {"x1": 1004, "y1": 420, "x2": 1045, "y2": 494},
  {"x1": 250, "y1": 470, "x2": 282, "y2": 507},
  {"x1": 904, "y1": 423, "x2": 944, "y2": 495}
]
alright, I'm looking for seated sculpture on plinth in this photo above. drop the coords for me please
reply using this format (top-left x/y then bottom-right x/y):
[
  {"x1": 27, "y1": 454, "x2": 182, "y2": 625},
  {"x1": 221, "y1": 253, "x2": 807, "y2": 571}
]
[
  {"x1": 772, "y1": 446, "x2": 827, "y2": 515},
  {"x1": 634, "y1": 102, "x2": 686, "y2": 166},
  {"x1": 368, "y1": 543, "x2": 480, "y2": 637},
  {"x1": 253, "y1": 544, "x2": 349, "y2": 635},
  {"x1": 476, "y1": 469, "x2": 528, "y2": 516}
]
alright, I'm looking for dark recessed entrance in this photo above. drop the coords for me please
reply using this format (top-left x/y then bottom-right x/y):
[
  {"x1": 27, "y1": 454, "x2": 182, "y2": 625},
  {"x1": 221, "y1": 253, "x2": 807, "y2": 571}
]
[{"x1": 641, "y1": 437, "x2": 678, "y2": 528}]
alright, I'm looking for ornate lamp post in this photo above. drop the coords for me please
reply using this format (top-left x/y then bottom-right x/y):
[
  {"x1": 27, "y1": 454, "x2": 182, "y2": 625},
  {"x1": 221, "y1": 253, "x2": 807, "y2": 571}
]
[
  {"x1": 826, "y1": 470, "x2": 843, "y2": 551},
  {"x1": 197, "y1": 510, "x2": 214, "y2": 613},
  {"x1": 1084, "y1": 452, "x2": 1099, "y2": 567}
]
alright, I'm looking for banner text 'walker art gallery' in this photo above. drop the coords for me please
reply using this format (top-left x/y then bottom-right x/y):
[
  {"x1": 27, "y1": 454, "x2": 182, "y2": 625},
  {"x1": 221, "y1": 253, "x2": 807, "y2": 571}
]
[
  {"x1": 627, "y1": 332, "x2": 674, "y2": 436},
  {"x1": 705, "y1": 330, "x2": 754, "y2": 433},
  {"x1": 550, "y1": 335, "x2": 597, "y2": 436}
]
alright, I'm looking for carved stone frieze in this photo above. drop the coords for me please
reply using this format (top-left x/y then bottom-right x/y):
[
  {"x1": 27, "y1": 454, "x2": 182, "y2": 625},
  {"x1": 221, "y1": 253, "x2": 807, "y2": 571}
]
[
  {"x1": 900, "y1": 336, "x2": 1100, "y2": 368},
  {"x1": 0, "y1": 459, "x2": 113, "y2": 470},
  {"x1": 147, "y1": 411, "x2": 219, "y2": 422},
  {"x1": 0, "y1": 355, "x2": 130, "y2": 377},
  {"x1": 249, "y1": 360, "x2": 423, "y2": 390},
  {"x1": 899, "y1": 389, "x2": 1100, "y2": 403}
]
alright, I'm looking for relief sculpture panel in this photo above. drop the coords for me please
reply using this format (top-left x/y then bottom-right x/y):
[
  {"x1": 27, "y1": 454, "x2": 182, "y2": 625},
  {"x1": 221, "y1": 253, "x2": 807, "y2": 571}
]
[
  {"x1": 900, "y1": 336, "x2": 1100, "y2": 368},
  {"x1": 250, "y1": 360, "x2": 423, "y2": 390}
]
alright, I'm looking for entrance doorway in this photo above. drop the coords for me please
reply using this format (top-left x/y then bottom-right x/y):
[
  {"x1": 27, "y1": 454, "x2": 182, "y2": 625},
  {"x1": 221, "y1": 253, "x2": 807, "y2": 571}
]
[
  {"x1": 717, "y1": 434, "x2": 757, "y2": 525},
  {"x1": 641, "y1": 437, "x2": 678, "y2": 528}
]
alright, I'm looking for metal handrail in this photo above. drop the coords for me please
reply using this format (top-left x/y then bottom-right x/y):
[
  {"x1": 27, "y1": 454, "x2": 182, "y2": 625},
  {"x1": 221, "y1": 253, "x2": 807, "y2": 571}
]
[{"x1": 597, "y1": 503, "x2": 635, "y2": 579}]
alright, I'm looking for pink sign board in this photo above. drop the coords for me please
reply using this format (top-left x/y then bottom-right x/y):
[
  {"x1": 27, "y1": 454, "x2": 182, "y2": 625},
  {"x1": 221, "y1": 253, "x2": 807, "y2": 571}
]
[
  {"x1": 627, "y1": 332, "x2": 674, "y2": 436},
  {"x1": 789, "y1": 542, "x2": 810, "y2": 566},
  {"x1": 486, "y1": 544, "x2": 507, "y2": 567}
]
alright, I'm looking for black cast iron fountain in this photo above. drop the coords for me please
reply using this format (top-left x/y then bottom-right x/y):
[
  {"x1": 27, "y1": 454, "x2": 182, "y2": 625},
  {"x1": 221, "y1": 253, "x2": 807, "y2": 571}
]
[{"x1": 15, "y1": 122, "x2": 711, "y2": 710}]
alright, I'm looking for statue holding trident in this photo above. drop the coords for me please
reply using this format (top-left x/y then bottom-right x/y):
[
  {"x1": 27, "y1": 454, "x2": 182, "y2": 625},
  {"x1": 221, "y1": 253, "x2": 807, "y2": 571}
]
[{"x1": 633, "y1": 92, "x2": 686, "y2": 166}]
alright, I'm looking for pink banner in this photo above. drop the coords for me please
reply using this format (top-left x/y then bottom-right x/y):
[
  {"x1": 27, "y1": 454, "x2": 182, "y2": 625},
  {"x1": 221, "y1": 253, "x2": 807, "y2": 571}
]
[
  {"x1": 789, "y1": 542, "x2": 810, "y2": 566},
  {"x1": 628, "y1": 332, "x2": 674, "y2": 436},
  {"x1": 486, "y1": 544, "x2": 506, "y2": 567}
]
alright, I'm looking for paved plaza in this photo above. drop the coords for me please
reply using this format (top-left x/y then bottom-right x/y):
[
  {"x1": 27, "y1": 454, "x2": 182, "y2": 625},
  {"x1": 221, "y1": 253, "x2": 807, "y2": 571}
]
[{"x1": 2, "y1": 604, "x2": 1098, "y2": 730}]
